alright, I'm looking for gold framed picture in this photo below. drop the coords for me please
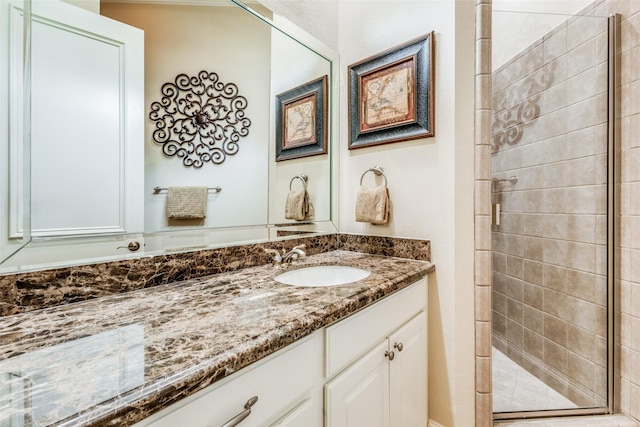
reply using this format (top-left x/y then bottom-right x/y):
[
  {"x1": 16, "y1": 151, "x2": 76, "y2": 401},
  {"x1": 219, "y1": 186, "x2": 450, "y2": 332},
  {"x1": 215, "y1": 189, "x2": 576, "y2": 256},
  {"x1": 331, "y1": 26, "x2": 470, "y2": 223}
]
[
  {"x1": 348, "y1": 33, "x2": 434, "y2": 149},
  {"x1": 276, "y1": 75, "x2": 328, "y2": 161}
]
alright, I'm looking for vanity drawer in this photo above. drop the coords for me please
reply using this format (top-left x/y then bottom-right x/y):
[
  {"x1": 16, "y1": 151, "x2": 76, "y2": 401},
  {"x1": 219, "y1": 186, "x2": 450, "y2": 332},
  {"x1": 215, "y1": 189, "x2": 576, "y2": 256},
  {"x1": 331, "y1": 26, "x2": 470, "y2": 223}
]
[
  {"x1": 138, "y1": 331, "x2": 323, "y2": 427},
  {"x1": 324, "y1": 278, "x2": 427, "y2": 378}
]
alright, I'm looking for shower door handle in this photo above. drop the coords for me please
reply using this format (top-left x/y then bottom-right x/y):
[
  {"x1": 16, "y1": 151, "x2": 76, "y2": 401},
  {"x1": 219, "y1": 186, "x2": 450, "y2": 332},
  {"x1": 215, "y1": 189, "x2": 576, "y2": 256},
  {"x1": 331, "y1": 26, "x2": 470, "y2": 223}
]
[{"x1": 492, "y1": 203, "x2": 501, "y2": 226}]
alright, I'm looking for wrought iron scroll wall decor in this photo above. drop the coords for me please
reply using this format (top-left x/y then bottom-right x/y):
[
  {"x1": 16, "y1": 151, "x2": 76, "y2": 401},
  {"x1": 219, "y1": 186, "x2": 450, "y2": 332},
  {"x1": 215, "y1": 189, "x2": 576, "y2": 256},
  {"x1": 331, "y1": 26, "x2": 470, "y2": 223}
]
[{"x1": 149, "y1": 71, "x2": 252, "y2": 168}]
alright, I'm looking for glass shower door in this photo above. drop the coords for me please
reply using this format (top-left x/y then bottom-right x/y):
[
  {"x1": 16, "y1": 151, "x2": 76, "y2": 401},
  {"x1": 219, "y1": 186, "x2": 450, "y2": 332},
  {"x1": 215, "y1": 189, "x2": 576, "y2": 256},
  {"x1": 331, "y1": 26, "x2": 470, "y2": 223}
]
[{"x1": 491, "y1": 4, "x2": 613, "y2": 418}]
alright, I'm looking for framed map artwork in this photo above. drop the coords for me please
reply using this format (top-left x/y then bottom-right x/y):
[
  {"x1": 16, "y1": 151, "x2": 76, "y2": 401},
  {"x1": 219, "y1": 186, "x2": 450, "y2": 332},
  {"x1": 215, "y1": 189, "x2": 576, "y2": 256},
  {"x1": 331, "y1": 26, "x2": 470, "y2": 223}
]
[
  {"x1": 348, "y1": 32, "x2": 434, "y2": 149},
  {"x1": 275, "y1": 75, "x2": 328, "y2": 161}
]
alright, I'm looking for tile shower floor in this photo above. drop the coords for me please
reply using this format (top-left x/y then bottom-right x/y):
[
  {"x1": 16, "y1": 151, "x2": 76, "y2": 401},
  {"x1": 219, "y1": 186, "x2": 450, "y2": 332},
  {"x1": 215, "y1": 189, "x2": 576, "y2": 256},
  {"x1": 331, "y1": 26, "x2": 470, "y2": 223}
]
[{"x1": 493, "y1": 347, "x2": 578, "y2": 413}]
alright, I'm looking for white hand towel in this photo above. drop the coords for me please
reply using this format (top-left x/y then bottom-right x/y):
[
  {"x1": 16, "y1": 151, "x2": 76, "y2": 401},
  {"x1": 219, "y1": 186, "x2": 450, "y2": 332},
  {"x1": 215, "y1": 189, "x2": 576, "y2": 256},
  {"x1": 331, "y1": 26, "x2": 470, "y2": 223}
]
[
  {"x1": 166, "y1": 186, "x2": 208, "y2": 219},
  {"x1": 355, "y1": 185, "x2": 390, "y2": 224}
]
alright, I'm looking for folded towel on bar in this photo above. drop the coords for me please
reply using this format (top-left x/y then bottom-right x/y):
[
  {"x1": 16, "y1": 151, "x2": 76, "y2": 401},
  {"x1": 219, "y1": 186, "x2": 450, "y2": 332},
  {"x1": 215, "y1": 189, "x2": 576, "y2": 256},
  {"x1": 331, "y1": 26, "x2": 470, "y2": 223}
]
[
  {"x1": 285, "y1": 189, "x2": 313, "y2": 221},
  {"x1": 355, "y1": 185, "x2": 390, "y2": 225},
  {"x1": 166, "y1": 186, "x2": 208, "y2": 219}
]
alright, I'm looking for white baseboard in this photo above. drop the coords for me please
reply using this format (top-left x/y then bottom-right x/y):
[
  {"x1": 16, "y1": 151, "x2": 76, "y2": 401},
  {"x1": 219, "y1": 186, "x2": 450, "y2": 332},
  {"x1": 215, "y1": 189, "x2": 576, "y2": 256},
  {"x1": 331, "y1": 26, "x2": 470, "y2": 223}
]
[{"x1": 428, "y1": 420, "x2": 446, "y2": 427}]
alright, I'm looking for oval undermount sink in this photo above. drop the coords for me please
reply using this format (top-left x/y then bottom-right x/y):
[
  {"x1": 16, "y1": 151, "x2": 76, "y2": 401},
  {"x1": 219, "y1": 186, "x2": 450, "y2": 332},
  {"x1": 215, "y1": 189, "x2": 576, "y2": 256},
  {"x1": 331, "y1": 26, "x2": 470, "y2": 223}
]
[{"x1": 274, "y1": 265, "x2": 370, "y2": 287}]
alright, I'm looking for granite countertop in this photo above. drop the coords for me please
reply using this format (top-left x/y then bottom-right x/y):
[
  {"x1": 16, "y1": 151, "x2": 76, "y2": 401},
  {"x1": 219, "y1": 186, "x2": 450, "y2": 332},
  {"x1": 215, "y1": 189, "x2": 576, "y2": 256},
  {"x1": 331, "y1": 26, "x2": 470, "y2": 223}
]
[{"x1": 0, "y1": 250, "x2": 435, "y2": 427}]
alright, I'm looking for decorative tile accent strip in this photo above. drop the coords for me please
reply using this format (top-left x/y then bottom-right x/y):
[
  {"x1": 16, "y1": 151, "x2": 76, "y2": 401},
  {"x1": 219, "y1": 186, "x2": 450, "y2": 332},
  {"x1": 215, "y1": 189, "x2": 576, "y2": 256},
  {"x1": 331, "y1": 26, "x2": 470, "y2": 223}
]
[
  {"x1": 337, "y1": 233, "x2": 431, "y2": 261},
  {"x1": 0, "y1": 234, "x2": 338, "y2": 316},
  {"x1": 491, "y1": 50, "x2": 555, "y2": 153}
]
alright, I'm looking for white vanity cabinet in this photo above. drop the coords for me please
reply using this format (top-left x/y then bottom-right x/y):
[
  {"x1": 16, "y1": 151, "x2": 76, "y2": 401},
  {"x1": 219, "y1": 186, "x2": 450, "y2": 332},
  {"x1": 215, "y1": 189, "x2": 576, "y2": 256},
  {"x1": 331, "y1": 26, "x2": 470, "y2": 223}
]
[
  {"x1": 324, "y1": 280, "x2": 428, "y2": 427},
  {"x1": 388, "y1": 311, "x2": 428, "y2": 427},
  {"x1": 136, "y1": 331, "x2": 324, "y2": 427},
  {"x1": 136, "y1": 277, "x2": 428, "y2": 427}
]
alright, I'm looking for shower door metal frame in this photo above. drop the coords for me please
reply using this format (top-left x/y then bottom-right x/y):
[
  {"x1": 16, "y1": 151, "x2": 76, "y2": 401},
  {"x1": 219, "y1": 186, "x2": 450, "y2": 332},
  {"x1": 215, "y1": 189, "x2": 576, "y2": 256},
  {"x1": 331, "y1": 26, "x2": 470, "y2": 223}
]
[
  {"x1": 609, "y1": 12, "x2": 621, "y2": 417},
  {"x1": 493, "y1": 13, "x2": 619, "y2": 421}
]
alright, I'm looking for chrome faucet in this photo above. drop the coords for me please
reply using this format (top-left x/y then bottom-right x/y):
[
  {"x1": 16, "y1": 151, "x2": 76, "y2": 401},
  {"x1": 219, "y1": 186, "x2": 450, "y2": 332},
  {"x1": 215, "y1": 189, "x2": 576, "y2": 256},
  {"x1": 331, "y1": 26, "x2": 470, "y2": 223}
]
[
  {"x1": 263, "y1": 248, "x2": 283, "y2": 266},
  {"x1": 282, "y1": 244, "x2": 306, "y2": 263},
  {"x1": 264, "y1": 244, "x2": 306, "y2": 266}
]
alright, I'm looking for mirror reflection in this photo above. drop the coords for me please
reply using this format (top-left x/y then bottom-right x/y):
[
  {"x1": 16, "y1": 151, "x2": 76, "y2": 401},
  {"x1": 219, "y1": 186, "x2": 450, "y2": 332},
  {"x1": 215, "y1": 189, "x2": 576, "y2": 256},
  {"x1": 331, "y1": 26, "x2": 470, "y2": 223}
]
[{"x1": 0, "y1": 0, "x2": 336, "y2": 272}]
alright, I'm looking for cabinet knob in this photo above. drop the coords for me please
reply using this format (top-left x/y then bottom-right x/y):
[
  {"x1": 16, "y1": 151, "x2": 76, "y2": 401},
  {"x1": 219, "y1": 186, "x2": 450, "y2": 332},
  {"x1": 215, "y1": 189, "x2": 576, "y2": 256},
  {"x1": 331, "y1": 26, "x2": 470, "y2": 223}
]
[
  {"x1": 385, "y1": 350, "x2": 395, "y2": 361},
  {"x1": 394, "y1": 342, "x2": 404, "y2": 352}
]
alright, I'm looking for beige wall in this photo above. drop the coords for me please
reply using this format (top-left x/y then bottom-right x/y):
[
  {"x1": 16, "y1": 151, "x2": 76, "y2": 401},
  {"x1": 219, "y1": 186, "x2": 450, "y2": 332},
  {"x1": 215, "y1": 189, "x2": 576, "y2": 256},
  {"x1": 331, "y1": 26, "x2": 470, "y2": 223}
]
[
  {"x1": 102, "y1": 3, "x2": 271, "y2": 235},
  {"x1": 62, "y1": 0, "x2": 99, "y2": 14},
  {"x1": 268, "y1": 28, "x2": 332, "y2": 227},
  {"x1": 270, "y1": 1, "x2": 477, "y2": 425},
  {"x1": 259, "y1": 0, "x2": 338, "y2": 52},
  {"x1": 337, "y1": 2, "x2": 476, "y2": 426}
]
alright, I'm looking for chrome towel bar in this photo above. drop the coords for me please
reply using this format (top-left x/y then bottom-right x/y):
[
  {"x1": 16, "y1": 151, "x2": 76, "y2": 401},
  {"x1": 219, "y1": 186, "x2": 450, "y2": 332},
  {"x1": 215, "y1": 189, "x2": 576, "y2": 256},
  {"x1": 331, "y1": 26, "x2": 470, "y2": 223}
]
[{"x1": 153, "y1": 186, "x2": 222, "y2": 194}]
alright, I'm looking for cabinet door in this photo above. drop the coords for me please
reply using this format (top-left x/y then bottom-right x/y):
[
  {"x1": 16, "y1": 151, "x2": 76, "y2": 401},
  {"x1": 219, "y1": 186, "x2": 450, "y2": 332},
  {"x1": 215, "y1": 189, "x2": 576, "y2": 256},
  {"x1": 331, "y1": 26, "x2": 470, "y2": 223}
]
[
  {"x1": 389, "y1": 311, "x2": 427, "y2": 427},
  {"x1": 325, "y1": 340, "x2": 390, "y2": 427},
  {"x1": 325, "y1": 279, "x2": 427, "y2": 378},
  {"x1": 267, "y1": 396, "x2": 320, "y2": 427}
]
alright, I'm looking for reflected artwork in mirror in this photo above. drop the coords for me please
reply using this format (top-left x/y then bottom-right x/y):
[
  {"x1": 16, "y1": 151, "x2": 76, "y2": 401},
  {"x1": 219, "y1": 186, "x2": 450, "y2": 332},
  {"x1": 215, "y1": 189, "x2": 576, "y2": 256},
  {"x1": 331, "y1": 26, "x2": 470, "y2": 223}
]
[
  {"x1": 275, "y1": 75, "x2": 328, "y2": 162},
  {"x1": 0, "y1": 0, "x2": 338, "y2": 273}
]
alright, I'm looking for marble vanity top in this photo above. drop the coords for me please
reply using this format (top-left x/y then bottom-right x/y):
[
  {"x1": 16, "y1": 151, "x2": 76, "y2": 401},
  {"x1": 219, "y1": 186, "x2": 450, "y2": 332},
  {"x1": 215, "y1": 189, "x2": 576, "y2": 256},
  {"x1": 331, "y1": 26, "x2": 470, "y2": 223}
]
[{"x1": 0, "y1": 250, "x2": 435, "y2": 427}]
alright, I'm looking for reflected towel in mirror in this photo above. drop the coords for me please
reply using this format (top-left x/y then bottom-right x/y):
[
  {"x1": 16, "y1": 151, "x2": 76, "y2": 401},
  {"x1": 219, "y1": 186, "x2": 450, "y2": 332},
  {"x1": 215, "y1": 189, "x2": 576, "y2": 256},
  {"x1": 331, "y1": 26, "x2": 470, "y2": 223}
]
[
  {"x1": 355, "y1": 185, "x2": 390, "y2": 224},
  {"x1": 285, "y1": 189, "x2": 313, "y2": 221},
  {"x1": 166, "y1": 186, "x2": 208, "y2": 219}
]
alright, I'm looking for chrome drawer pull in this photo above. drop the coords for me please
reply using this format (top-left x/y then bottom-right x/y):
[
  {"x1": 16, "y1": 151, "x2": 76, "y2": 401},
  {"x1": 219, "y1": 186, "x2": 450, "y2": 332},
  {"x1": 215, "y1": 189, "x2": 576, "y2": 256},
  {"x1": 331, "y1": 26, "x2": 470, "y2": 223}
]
[
  {"x1": 394, "y1": 342, "x2": 403, "y2": 352},
  {"x1": 220, "y1": 396, "x2": 258, "y2": 427},
  {"x1": 385, "y1": 350, "x2": 395, "y2": 361}
]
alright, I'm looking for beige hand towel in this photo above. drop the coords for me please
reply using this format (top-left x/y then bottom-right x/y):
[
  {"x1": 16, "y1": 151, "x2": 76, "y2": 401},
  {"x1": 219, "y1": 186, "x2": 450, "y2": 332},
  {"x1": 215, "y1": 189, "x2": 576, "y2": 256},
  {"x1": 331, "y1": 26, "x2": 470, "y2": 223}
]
[
  {"x1": 285, "y1": 189, "x2": 313, "y2": 221},
  {"x1": 355, "y1": 185, "x2": 390, "y2": 224},
  {"x1": 166, "y1": 186, "x2": 208, "y2": 219}
]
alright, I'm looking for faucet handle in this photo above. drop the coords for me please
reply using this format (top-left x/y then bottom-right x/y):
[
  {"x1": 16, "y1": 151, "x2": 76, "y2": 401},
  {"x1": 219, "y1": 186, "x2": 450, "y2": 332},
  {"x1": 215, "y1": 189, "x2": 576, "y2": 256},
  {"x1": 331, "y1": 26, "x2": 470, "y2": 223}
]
[{"x1": 263, "y1": 248, "x2": 282, "y2": 265}]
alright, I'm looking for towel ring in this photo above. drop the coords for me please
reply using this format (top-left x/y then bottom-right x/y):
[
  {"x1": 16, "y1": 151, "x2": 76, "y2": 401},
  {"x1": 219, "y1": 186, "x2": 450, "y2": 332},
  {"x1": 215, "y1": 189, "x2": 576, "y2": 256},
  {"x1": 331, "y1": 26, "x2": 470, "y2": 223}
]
[
  {"x1": 360, "y1": 166, "x2": 387, "y2": 187},
  {"x1": 289, "y1": 173, "x2": 308, "y2": 190}
]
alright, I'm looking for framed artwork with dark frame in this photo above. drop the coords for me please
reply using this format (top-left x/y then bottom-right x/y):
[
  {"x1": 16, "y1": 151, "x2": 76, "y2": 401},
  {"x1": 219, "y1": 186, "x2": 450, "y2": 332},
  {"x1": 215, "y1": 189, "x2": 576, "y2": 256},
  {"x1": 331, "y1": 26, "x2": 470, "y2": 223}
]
[
  {"x1": 348, "y1": 32, "x2": 434, "y2": 149},
  {"x1": 275, "y1": 75, "x2": 328, "y2": 161}
]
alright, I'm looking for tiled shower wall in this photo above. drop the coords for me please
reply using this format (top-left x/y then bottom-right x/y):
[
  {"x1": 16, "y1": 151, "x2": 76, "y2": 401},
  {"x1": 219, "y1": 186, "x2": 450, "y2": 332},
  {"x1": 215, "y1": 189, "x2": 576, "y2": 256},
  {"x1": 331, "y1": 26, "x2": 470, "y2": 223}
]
[
  {"x1": 618, "y1": 0, "x2": 640, "y2": 421},
  {"x1": 490, "y1": 7, "x2": 609, "y2": 406}
]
